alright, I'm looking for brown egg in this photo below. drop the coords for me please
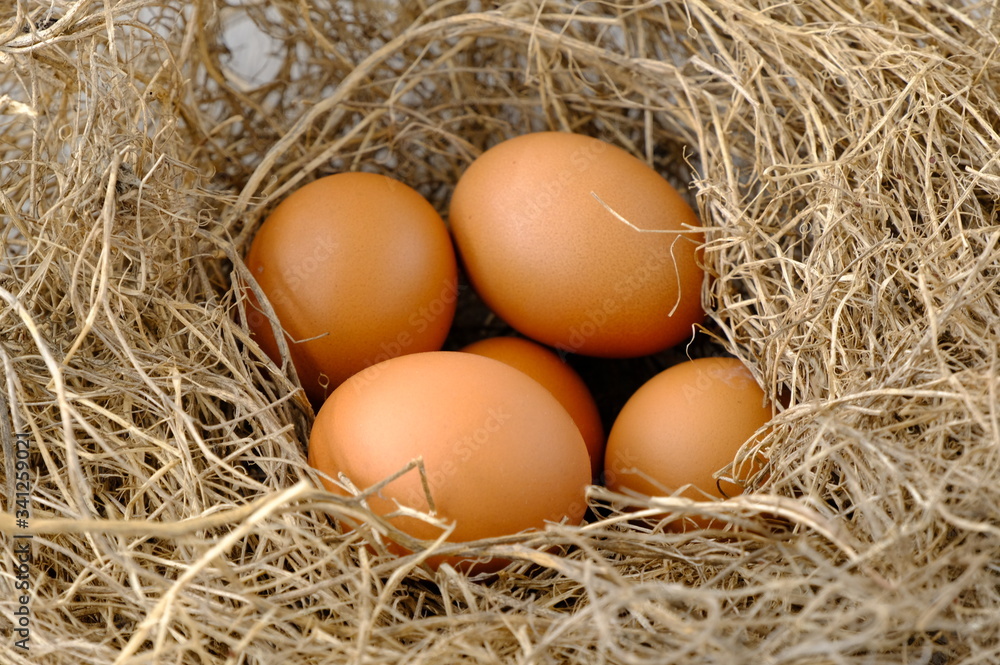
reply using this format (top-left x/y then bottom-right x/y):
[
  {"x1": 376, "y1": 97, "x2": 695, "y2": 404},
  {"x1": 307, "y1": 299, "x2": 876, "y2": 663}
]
[
  {"x1": 308, "y1": 351, "x2": 590, "y2": 572},
  {"x1": 449, "y1": 132, "x2": 704, "y2": 358},
  {"x1": 244, "y1": 172, "x2": 458, "y2": 406},
  {"x1": 460, "y1": 336, "x2": 604, "y2": 479},
  {"x1": 603, "y1": 357, "x2": 771, "y2": 530}
]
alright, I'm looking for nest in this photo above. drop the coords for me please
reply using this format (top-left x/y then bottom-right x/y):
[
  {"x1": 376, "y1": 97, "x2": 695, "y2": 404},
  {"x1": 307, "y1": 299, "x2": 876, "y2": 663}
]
[{"x1": 2, "y1": 0, "x2": 1000, "y2": 662}]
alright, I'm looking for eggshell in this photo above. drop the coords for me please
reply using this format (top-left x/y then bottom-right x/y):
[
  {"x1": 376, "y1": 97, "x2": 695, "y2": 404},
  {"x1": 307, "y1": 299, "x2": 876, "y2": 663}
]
[
  {"x1": 603, "y1": 357, "x2": 771, "y2": 530},
  {"x1": 449, "y1": 132, "x2": 704, "y2": 358},
  {"x1": 307, "y1": 351, "x2": 590, "y2": 572},
  {"x1": 460, "y1": 336, "x2": 605, "y2": 479},
  {"x1": 244, "y1": 172, "x2": 458, "y2": 406}
]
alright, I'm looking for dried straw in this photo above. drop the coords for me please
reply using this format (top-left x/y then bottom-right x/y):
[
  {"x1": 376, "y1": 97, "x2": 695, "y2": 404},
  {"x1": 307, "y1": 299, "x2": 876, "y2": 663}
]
[{"x1": 2, "y1": 0, "x2": 999, "y2": 663}]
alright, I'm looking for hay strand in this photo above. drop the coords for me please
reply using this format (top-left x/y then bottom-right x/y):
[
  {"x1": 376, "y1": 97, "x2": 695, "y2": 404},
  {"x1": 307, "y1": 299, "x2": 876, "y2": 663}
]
[{"x1": 2, "y1": 0, "x2": 999, "y2": 663}]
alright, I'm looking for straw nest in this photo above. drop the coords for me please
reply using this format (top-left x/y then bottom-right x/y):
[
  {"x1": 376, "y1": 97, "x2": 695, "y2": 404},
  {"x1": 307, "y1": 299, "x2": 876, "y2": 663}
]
[{"x1": 2, "y1": 0, "x2": 999, "y2": 663}]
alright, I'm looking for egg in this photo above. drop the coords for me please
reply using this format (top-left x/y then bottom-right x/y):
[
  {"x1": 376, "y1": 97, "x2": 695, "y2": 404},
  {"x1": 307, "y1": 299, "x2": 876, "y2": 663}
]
[
  {"x1": 244, "y1": 172, "x2": 458, "y2": 406},
  {"x1": 603, "y1": 357, "x2": 771, "y2": 529},
  {"x1": 307, "y1": 351, "x2": 590, "y2": 572},
  {"x1": 460, "y1": 336, "x2": 605, "y2": 479},
  {"x1": 449, "y1": 132, "x2": 704, "y2": 358}
]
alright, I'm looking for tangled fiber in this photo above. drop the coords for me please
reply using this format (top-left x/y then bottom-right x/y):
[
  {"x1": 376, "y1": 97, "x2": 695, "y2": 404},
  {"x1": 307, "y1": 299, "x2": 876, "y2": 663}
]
[{"x1": 2, "y1": 0, "x2": 999, "y2": 663}]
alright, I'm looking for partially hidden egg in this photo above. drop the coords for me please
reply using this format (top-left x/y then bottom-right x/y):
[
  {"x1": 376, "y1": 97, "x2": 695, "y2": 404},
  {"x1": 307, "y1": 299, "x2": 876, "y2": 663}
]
[
  {"x1": 307, "y1": 351, "x2": 591, "y2": 572},
  {"x1": 460, "y1": 336, "x2": 605, "y2": 479},
  {"x1": 603, "y1": 357, "x2": 771, "y2": 530},
  {"x1": 244, "y1": 172, "x2": 458, "y2": 406},
  {"x1": 449, "y1": 132, "x2": 705, "y2": 358}
]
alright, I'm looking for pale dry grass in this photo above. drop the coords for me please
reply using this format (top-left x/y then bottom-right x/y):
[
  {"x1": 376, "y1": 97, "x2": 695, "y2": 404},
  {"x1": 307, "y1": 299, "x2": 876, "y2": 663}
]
[{"x1": 2, "y1": 1, "x2": 999, "y2": 663}]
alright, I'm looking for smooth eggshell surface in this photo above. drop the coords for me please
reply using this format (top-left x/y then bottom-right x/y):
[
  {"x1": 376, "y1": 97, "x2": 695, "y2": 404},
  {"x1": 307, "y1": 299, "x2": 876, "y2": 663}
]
[
  {"x1": 449, "y1": 132, "x2": 704, "y2": 358},
  {"x1": 604, "y1": 357, "x2": 771, "y2": 528},
  {"x1": 245, "y1": 172, "x2": 457, "y2": 406},
  {"x1": 307, "y1": 351, "x2": 591, "y2": 572},
  {"x1": 460, "y1": 336, "x2": 605, "y2": 479}
]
